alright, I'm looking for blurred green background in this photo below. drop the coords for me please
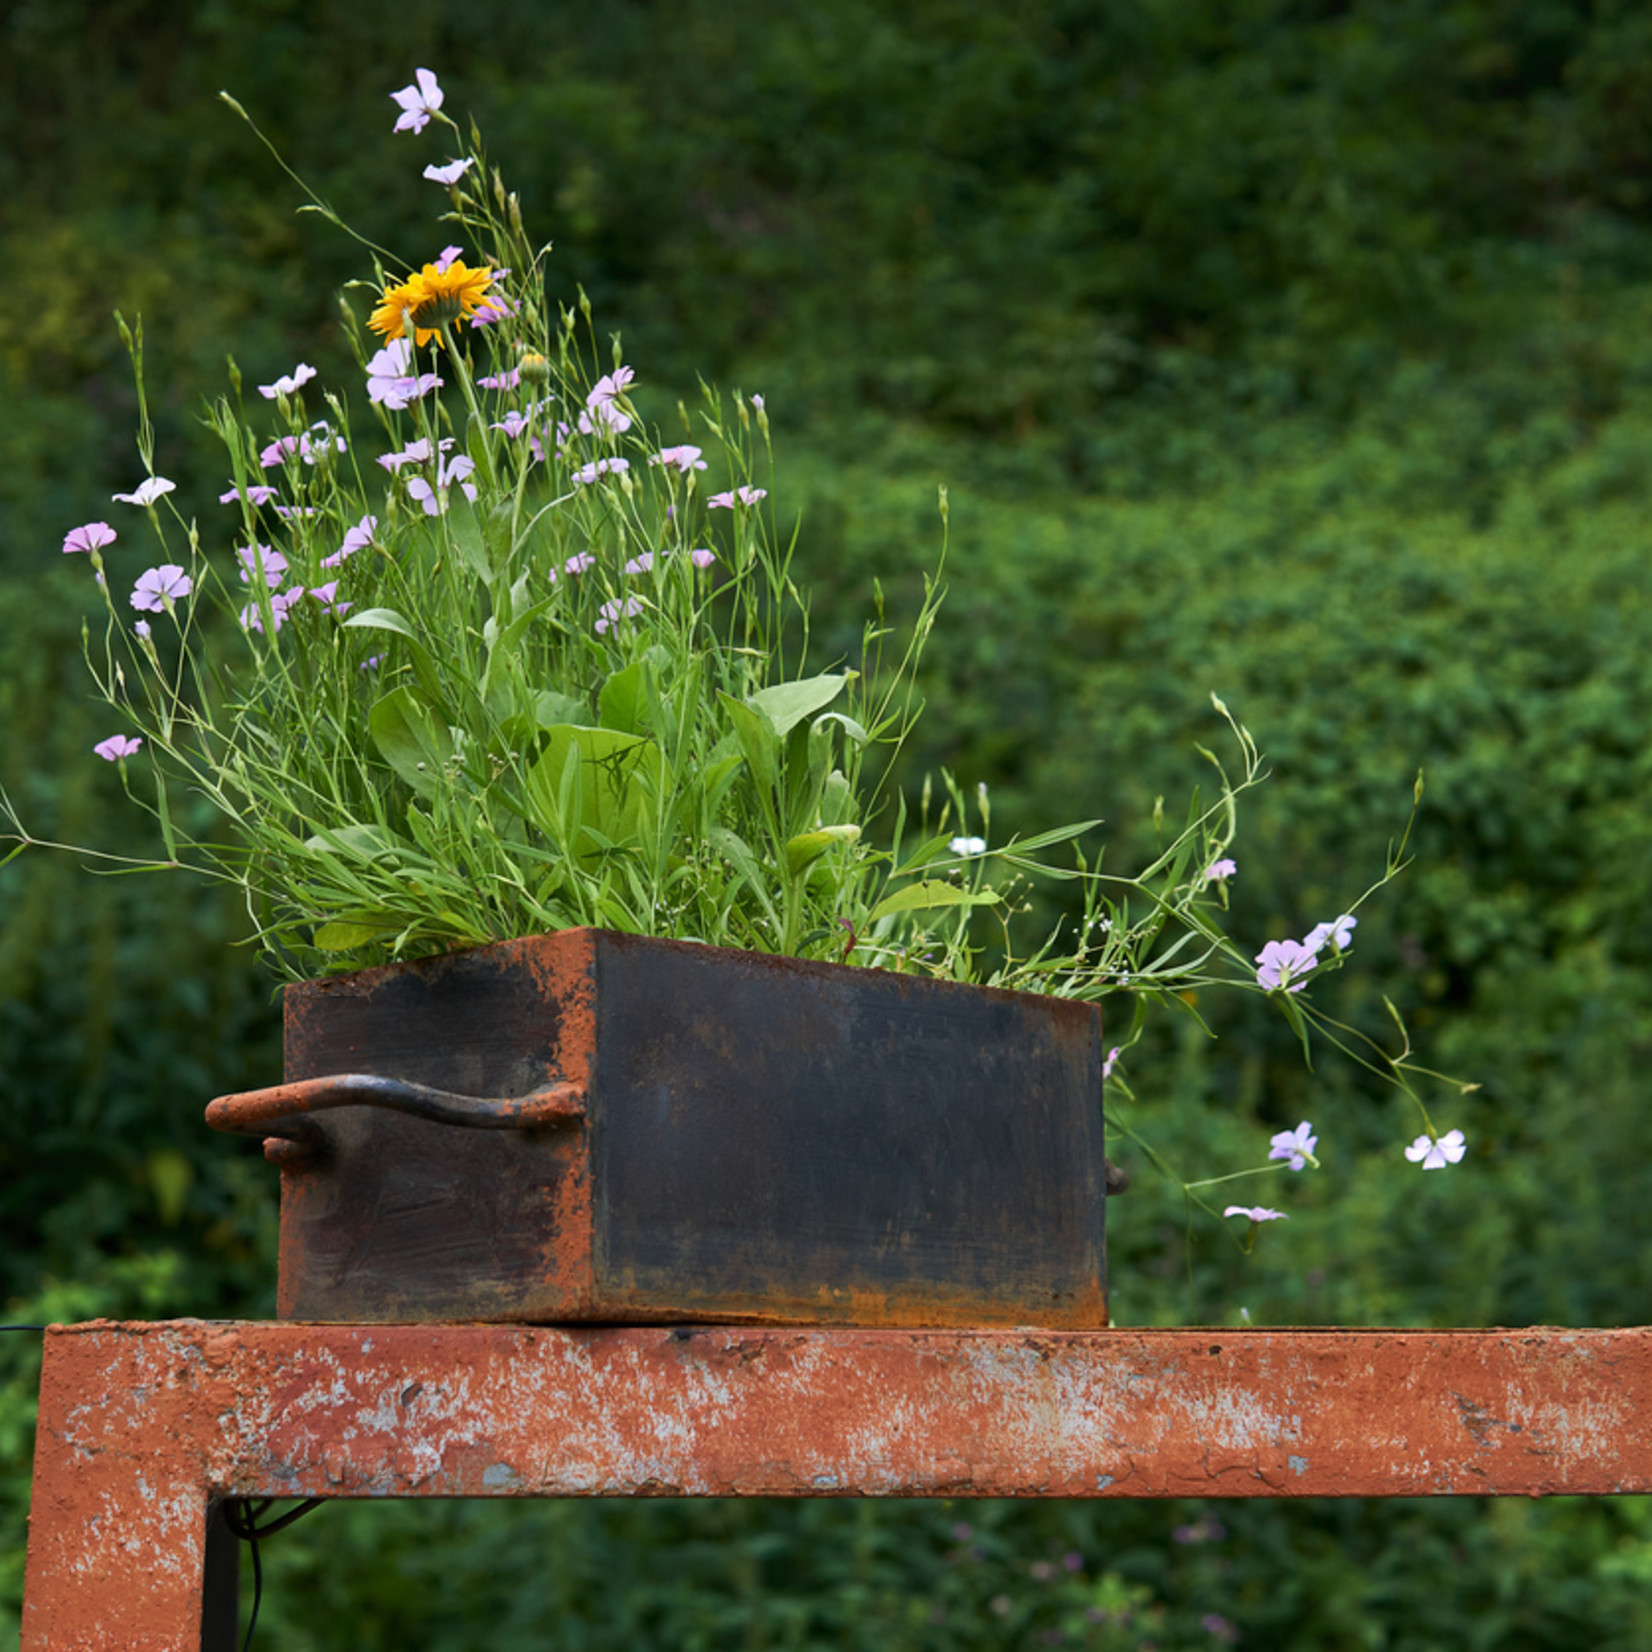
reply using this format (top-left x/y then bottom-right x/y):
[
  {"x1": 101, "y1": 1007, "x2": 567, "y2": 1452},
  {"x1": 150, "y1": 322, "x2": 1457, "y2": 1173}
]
[{"x1": 6, "y1": 1, "x2": 1652, "y2": 1645}]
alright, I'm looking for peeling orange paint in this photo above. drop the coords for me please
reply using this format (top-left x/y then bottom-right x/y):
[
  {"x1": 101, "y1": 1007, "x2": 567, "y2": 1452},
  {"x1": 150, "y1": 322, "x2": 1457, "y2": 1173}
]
[{"x1": 23, "y1": 1321, "x2": 1652, "y2": 1647}]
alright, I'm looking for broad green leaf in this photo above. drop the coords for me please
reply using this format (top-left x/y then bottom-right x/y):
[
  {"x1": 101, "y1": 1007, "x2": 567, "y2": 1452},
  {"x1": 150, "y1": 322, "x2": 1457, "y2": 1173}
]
[
  {"x1": 369, "y1": 687, "x2": 454, "y2": 796},
  {"x1": 314, "y1": 918, "x2": 399, "y2": 950},
  {"x1": 525, "y1": 724, "x2": 664, "y2": 851},
  {"x1": 748, "y1": 673, "x2": 850, "y2": 739},
  {"x1": 869, "y1": 879, "x2": 1002, "y2": 922},
  {"x1": 446, "y1": 485, "x2": 492, "y2": 581},
  {"x1": 717, "y1": 692, "x2": 780, "y2": 801},
  {"x1": 534, "y1": 689, "x2": 590, "y2": 728},
  {"x1": 304, "y1": 823, "x2": 398, "y2": 858},
  {"x1": 785, "y1": 823, "x2": 861, "y2": 876},
  {"x1": 599, "y1": 660, "x2": 650, "y2": 735}
]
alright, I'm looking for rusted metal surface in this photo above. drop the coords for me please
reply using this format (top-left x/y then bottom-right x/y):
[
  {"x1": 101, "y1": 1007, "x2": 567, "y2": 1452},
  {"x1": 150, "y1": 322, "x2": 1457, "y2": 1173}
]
[
  {"x1": 211, "y1": 928, "x2": 1113, "y2": 1327},
  {"x1": 24, "y1": 1319, "x2": 1652, "y2": 1647}
]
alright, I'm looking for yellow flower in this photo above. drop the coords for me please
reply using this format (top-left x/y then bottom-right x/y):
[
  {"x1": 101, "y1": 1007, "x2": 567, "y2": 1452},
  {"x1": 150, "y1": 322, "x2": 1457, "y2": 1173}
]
[{"x1": 368, "y1": 261, "x2": 495, "y2": 347}]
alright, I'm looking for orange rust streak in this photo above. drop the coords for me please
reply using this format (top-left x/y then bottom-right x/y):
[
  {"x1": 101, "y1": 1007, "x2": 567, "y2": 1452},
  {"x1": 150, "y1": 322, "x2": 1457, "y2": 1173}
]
[{"x1": 24, "y1": 1322, "x2": 1652, "y2": 1647}]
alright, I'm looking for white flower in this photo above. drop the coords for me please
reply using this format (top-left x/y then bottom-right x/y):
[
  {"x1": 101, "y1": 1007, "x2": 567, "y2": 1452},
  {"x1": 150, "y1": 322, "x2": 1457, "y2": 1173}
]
[
  {"x1": 1405, "y1": 1129, "x2": 1467, "y2": 1170},
  {"x1": 948, "y1": 836, "x2": 987, "y2": 856},
  {"x1": 391, "y1": 68, "x2": 443, "y2": 134},
  {"x1": 257, "y1": 363, "x2": 317, "y2": 399},
  {"x1": 111, "y1": 476, "x2": 176, "y2": 507},
  {"x1": 423, "y1": 157, "x2": 474, "y2": 185}
]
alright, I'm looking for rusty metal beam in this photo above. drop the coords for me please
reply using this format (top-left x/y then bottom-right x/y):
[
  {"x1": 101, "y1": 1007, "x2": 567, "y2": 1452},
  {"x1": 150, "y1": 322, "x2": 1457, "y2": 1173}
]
[{"x1": 24, "y1": 1320, "x2": 1652, "y2": 1648}]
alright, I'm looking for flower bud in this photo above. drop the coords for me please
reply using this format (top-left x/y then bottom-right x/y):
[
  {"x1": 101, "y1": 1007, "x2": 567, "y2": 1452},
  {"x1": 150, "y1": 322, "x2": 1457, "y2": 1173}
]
[{"x1": 518, "y1": 352, "x2": 550, "y2": 385}]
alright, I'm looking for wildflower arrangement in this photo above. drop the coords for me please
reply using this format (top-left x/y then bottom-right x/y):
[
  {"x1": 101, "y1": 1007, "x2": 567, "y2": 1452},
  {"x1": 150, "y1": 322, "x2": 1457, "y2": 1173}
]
[{"x1": 3, "y1": 71, "x2": 1474, "y2": 1227}]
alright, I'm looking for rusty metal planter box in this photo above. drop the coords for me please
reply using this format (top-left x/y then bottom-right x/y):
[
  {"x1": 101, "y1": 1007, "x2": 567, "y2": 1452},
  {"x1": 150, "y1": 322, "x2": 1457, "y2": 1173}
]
[{"x1": 207, "y1": 928, "x2": 1109, "y2": 1327}]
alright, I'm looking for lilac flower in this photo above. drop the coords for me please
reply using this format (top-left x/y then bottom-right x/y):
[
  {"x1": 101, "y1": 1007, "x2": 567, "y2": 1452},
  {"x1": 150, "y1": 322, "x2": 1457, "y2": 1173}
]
[
  {"x1": 435, "y1": 245, "x2": 463, "y2": 270},
  {"x1": 323, "y1": 514, "x2": 377, "y2": 568},
  {"x1": 572, "y1": 457, "x2": 630, "y2": 486},
  {"x1": 650, "y1": 444, "x2": 707, "y2": 473},
  {"x1": 1269, "y1": 1121, "x2": 1318, "y2": 1171},
  {"x1": 708, "y1": 486, "x2": 768, "y2": 509},
  {"x1": 579, "y1": 401, "x2": 632, "y2": 437},
  {"x1": 1224, "y1": 1205, "x2": 1288, "y2": 1222},
  {"x1": 470, "y1": 293, "x2": 519, "y2": 327},
  {"x1": 240, "y1": 587, "x2": 306, "y2": 635},
  {"x1": 134, "y1": 620, "x2": 151, "y2": 640},
  {"x1": 219, "y1": 483, "x2": 278, "y2": 506},
  {"x1": 235, "y1": 544, "x2": 288, "y2": 589},
  {"x1": 1204, "y1": 857, "x2": 1237, "y2": 883},
  {"x1": 63, "y1": 522, "x2": 116, "y2": 555},
  {"x1": 93, "y1": 734, "x2": 142, "y2": 761},
  {"x1": 689, "y1": 547, "x2": 717, "y2": 569},
  {"x1": 406, "y1": 454, "x2": 478, "y2": 516},
  {"x1": 378, "y1": 436, "x2": 452, "y2": 472},
  {"x1": 949, "y1": 835, "x2": 987, "y2": 856},
  {"x1": 261, "y1": 422, "x2": 345, "y2": 467},
  {"x1": 752, "y1": 393, "x2": 765, "y2": 411},
  {"x1": 130, "y1": 565, "x2": 192, "y2": 612},
  {"x1": 257, "y1": 363, "x2": 316, "y2": 399},
  {"x1": 366, "y1": 338, "x2": 443, "y2": 409},
  {"x1": 391, "y1": 68, "x2": 443, "y2": 134},
  {"x1": 1102, "y1": 1046, "x2": 1122, "y2": 1082},
  {"x1": 1405, "y1": 1128, "x2": 1467, "y2": 1170},
  {"x1": 478, "y1": 367, "x2": 521, "y2": 392},
  {"x1": 1255, "y1": 937, "x2": 1319, "y2": 993},
  {"x1": 272, "y1": 504, "x2": 318, "y2": 520},
  {"x1": 596, "y1": 596, "x2": 644, "y2": 634},
  {"x1": 1202, "y1": 1614, "x2": 1239, "y2": 1644},
  {"x1": 491, "y1": 410, "x2": 532, "y2": 439},
  {"x1": 588, "y1": 367, "x2": 635, "y2": 405},
  {"x1": 112, "y1": 476, "x2": 176, "y2": 507},
  {"x1": 424, "y1": 157, "x2": 473, "y2": 185},
  {"x1": 623, "y1": 552, "x2": 655, "y2": 575},
  {"x1": 564, "y1": 552, "x2": 594, "y2": 576},
  {"x1": 1304, "y1": 913, "x2": 1358, "y2": 955},
  {"x1": 307, "y1": 581, "x2": 351, "y2": 616}
]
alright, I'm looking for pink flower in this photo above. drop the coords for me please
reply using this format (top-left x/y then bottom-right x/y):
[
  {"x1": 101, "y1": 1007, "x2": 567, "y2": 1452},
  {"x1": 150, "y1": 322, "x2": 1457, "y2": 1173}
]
[
  {"x1": 323, "y1": 514, "x2": 377, "y2": 568},
  {"x1": 563, "y1": 553, "x2": 594, "y2": 576},
  {"x1": 596, "y1": 596, "x2": 644, "y2": 633},
  {"x1": 1303, "y1": 913, "x2": 1358, "y2": 955},
  {"x1": 308, "y1": 581, "x2": 351, "y2": 616},
  {"x1": 406, "y1": 454, "x2": 477, "y2": 516},
  {"x1": 391, "y1": 68, "x2": 443, "y2": 134},
  {"x1": 93, "y1": 734, "x2": 142, "y2": 761},
  {"x1": 478, "y1": 368, "x2": 521, "y2": 391},
  {"x1": 366, "y1": 338, "x2": 443, "y2": 409},
  {"x1": 219, "y1": 483, "x2": 278, "y2": 506},
  {"x1": 1223, "y1": 1206, "x2": 1287, "y2": 1222},
  {"x1": 1204, "y1": 857, "x2": 1237, "y2": 883},
  {"x1": 572, "y1": 457, "x2": 629, "y2": 486},
  {"x1": 623, "y1": 552, "x2": 655, "y2": 575},
  {"x1": 235, "y1": 544, "x2": 288, "y2": 589},
  {"x1": 689, "y1": 547, "x2": 716, "y2": 568},
  {"x1": 470, "y1": 293, "x2": 518, "y2": 327},
  {"x1": 378, "y1": 437, "x2": 452, "y2": 472},
  {"x1": 1405, "y1": 1129, "x2": 1467, "y2": 1170},
  {"x1": 1102, "y1": 1046, "x2": 1122, "y2": 1082},
  {"x1": 130, "y1": 565, "x2": 192, "y2": 612},
  {"x1": 1269, "y1": 1121, "x2": 1318, "y2": 1171},
  {"x1": 588, "y1": 367, "x2": 634, "y2": 405},
  {"x1": 650, "y1": 445, "x2": 707, "y2": 473},
  {"x1": 435, "y1": 245, "x2": 463, "y2": 270},
  {"x1": 708, "y1": 486, "x2": 767, "y2": 509},
  {"x1": 257, "y1": 363, "x2": 316, "y2": 399},
  {"x1": 112, "y1": 476, "x2": 176, "y2": 507},
  {"x1": 63, "y1": 522, "x2": 116, "y2": 555},
  {"x1": 1255, "y1": 937, "x2": 1318, "y2": 993},
  {"x1": 240, "y1": 587, "x2": 306, "y2": 635},
  {"x1": 423, "y1": 157, "x2": 473, "y2": 185}
]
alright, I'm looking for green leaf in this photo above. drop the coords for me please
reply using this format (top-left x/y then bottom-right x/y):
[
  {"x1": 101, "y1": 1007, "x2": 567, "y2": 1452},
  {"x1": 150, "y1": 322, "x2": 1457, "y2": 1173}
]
[
  {"x1": 314, "y1": 918, "x2": 399, "y2": 950},
  {"x1": 344, "y1": 607, "x2": 420, "y2": 641},
  {"x1": 717, "y1": 692, "x2": 780, "y2": 801},
  {"x1": 599, "y1": 661, "x2": 650, "y2": 734},
  {"x1": 785, "y1": 823, "x2": 861, "y2": 876},
  {"x1": 534, "y1": 689, "x2": 590, "y2": 728},
  {"x1": 748, "y1": 672, "x2": 850, "y2": 739},
  {"x1": 869, "y1": 879, "x2": 1001, "y2": 922},
  {"x1": 447, "y1": 486, "x2": 492, "y2": 581},
  {"x1": 369, "y1": 687, "x2": 454, "y2": 796}
]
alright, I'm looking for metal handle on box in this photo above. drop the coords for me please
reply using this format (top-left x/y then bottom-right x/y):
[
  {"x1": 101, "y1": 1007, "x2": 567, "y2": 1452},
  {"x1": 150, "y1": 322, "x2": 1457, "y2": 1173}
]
[{"x1": 206, "y1": 1073, "x2": 587, "y2": 1166}]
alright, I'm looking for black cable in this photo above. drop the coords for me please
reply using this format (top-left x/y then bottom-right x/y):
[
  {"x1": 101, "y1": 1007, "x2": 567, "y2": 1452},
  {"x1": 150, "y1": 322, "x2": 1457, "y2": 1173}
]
[
  {"x1": 0, "y1": 1324, "x2": 48, "y2": 1332},
  {"x1": 221, "y1": 1498, "x2": 325, "y2": 1651}
]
